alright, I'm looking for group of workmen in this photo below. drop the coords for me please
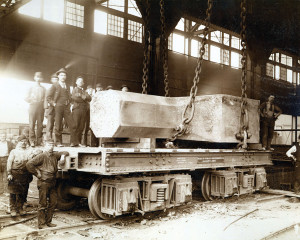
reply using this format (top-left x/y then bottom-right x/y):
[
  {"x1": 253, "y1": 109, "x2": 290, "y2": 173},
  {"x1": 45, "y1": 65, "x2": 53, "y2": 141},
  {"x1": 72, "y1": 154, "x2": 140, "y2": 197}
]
[
  {"x1": 25, "y1": 68, "x2": 129, "y2": 148},
  {"x1": 0, "y1": 68, "x2": 130, "y2": 229},
  {"x1": 0, "y1": 131, "x2": 68, "y2": 229}
]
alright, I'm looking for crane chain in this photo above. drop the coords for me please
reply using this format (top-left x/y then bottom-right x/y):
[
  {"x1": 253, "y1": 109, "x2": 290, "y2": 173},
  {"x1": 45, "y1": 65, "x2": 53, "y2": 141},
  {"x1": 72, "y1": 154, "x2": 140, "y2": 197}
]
[
  {"x1": 166, "y1": 0, "x2": 212, "y2": 146},
  {"x1": 142, "y1": 0, "x2": 150, "y2": 94},
  {"x1": 236, "y1": 0, "x2": 251, "y2": 149},
  {"x1": 160, "y1": 0, "x2": 169, "y2": 97}
]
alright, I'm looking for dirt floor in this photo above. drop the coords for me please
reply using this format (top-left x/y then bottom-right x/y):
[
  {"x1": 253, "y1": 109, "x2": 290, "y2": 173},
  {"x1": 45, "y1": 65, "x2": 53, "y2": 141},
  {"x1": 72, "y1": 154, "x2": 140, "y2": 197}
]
[{"x1": 1, "y1": 178, "x2": 300, "y2": 240}]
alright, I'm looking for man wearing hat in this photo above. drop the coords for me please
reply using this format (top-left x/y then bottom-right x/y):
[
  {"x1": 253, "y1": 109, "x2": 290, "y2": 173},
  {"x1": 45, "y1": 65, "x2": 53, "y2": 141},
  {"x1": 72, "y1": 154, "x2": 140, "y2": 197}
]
[
  {"x1": 26, "y1": 139, "x2": 69, "y2": 229},
  {"x1": 7, "y1": 135, "x2": 39, "y2": 216},
  {"x1": 120, "y1": 84, "x2": 129, "y2": 92},
  {"x1": 46, "y1": 68, "x2": 77, "y2": 147},
  {"x1": 71, "y1": 76, "x2": 91, "y2": 146},
  {"x1": 95, "y1": 83, "x2": 103, "y2": 93},
  {"x1": 44, "y1": 74, "x2": 58, "y2": 141},
  {"x1": 106, "y1": 85, "x2": 113, "y2": 90},
  {"x1": 259, "y1": 95, "x2": 282, "y2": 150},
  {"x1": 25, "y1": 72, "x2": 46, "y2": 147}
]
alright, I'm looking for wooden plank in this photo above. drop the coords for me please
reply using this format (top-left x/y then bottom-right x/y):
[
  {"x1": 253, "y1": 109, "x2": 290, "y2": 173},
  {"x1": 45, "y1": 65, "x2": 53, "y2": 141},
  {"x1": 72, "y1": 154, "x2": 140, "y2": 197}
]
[{"x1": 90, "y1": 91, "x2": 260, "y2": 143}]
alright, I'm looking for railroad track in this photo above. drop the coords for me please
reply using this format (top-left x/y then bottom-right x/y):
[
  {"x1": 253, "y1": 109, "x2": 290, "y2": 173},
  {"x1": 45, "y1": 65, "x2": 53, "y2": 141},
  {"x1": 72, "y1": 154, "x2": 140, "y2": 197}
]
[
  {"x1": 261, "y1": 223, "x2": 300, "y2": 240},
  {"x1": 0, "y1": 192, "x2": 295, "y2": 240}
]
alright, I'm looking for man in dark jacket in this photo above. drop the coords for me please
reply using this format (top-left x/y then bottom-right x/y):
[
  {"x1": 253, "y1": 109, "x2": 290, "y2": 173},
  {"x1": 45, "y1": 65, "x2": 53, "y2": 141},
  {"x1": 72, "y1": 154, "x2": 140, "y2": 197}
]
[
  {"x1": 71, "y1": 76, "x2": 91, "y2": 146},
  {"x1": 26, "y1": 139, "x2": 68, "y2": 229},
  {"x1": 259, "y1": 95, "x2": 282, "y2": 150},
  {"x1": 46, "y1": 68, "x2": 77, "y2": 147},
  {"x1": 25, "y1": 72, "x2": 46, "y2": 147}
]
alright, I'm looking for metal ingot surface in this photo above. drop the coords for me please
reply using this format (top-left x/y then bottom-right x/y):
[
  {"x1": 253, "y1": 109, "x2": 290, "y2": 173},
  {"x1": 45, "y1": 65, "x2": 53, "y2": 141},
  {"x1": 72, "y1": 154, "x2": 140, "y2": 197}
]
[{"x1": 90, "y1": 91, "x2": 260, "y2": 143}]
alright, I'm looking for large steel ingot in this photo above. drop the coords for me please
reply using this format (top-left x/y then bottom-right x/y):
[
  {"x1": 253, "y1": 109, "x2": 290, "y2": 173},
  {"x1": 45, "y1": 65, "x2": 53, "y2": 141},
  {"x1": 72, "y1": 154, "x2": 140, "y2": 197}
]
[{"x1": 90, "y1": 91, "x2": 260, "y2": 143}]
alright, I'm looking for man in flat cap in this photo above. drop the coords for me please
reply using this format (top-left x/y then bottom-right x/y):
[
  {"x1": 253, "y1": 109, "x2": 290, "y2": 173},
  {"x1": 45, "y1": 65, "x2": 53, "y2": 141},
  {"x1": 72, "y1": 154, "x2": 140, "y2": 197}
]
[
  {"x1": 44, "y1": 74, "x2": 58, "y2": 141},
  {"x1": 7, "y1": 135, "x2": 41, "y2": 216},
  {"x1": 26, "y1": 139, "x2": 68, "y2": 229},
  {"x1": 46, "y1": 68, "x2": 77, "y2": 147},
  {"x1": 25, "y1": 72, "x2": 46, "y2": 147},
  {"x1": 95, "y1": 83, "x2": 103, "y2": 93}
]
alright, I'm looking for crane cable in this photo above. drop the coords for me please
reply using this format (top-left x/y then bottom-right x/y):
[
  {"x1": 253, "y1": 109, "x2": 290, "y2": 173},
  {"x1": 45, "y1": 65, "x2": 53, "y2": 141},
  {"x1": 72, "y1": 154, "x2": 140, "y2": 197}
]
[
  {"x1": 142, "y1": 0, "x2": 150, "y2": 94},
  {"x1": 236, "y1": 0, "x2": 251, "y2": 150},
  {"x1": 160, "y1": 0, "x2": 170, "y2": 97},
  {"x1": 166, "y1": 0, "x2": 213, "y2": 147}
]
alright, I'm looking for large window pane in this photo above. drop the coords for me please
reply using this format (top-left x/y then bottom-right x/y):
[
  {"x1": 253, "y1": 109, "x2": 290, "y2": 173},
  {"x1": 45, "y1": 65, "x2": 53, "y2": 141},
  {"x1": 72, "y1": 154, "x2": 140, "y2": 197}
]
[
  {"x1": 191, "y1": 39, "x2": 199, "y2": 57},
  {"x1": 109, "y1": 0, "x2": 124, "y2": 12},
  {"x1": 275, "y1": 65, "x2": 280, "y2": 80},
  {"x1": 19, "y1": 0, "x2": 41, "y2": 18},
  {"x1": 44, "y1": 0, "x2": 64, "y2": 24},
  {"x1": 210, "y1": 45, "x2": 220, "y2": 63},
  {"x1": 211, "y1": 31, "x2": 222, "y2": 43},
  {"x1": 175, "y1": 18, "x2": 185, "y2": 31},
  {"x1": 231, "y1": 51, "x2": 240, "y2": 68},
  {"x1": 173, "y1": 33, "x2": 184, "y2": 54},
  {"x1": 66, "y1": 1, "x2": 84, "y2": 28},
  {"x1": 266, "y1": 63, "x2": 274, "y2": 78},
  {"x1": 287, "y1": 69, "x2": 293, "y2": 83},
  {"x1": 94, "y1": 10, "x2": 107, "y2": 35},
  {"x1": 128, "y1": 0, "x2": 141, "y2": 17},
  {"x1": 231, "y1": 36, "x2": 241, "y2": 49}
]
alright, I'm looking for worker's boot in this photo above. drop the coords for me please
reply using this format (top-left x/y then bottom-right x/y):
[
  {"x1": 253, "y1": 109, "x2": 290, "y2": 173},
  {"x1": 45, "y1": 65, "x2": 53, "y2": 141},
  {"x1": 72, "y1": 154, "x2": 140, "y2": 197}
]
[
  {"x1": 46, "y1": 223, "x2": 57, "y2": 227},
  {"x1": 11, "y1": 210, "x2": 17, "y2": 217},
  {"x1": 19, "y1": 209, "x2": 26, "y2": 216}
]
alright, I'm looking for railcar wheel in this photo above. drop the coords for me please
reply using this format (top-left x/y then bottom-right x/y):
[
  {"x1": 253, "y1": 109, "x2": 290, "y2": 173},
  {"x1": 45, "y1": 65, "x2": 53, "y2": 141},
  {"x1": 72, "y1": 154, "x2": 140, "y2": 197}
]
[
  {"x1": 201, "y1": 173, "x2": 217, "y2": 201},
  {"x1": 56, "y1": 180, "x2": 77, "y2": 210},
  {"x1": 88, "y1": 178, "x2": 113, "y2": 220}
]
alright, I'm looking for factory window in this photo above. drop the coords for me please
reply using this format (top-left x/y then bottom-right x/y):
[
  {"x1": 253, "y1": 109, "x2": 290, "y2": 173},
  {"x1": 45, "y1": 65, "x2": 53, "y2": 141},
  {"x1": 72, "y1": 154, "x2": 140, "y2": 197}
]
[
  {"x1": 280, "y1": 67, "x2": 287, "y2": 81},
  {"x1": 175, "y1": 18, "x2": 185, "y2": 31},
  {"x1": 101, "y1": 0, "x2": 124, "y2": 12},
  {"x1": 222, "y1": 49, "x2": 230, "y2": 65},
  {"x1": 266, "y1": 63, "x2": 274, "y2": 78},
  {"x1": 128, "y1": 20, "x2": 143, "y2": 43},
  {"x1": 94, "y1": 10, "x2": 107, "y2": 35},
  {"x1": 168, "y1": 33, "x2": 173, "y2": 50},
  {"x1": 231, "y1": 36, "x2": 241, "y2": 50},
  {"x1": 107, "y1": 14, "x2": 124, "y2": 38},
  {"x1": 43, "y1": 0, "x2": 64, "y2": 24},
  {"x1": 223, "y1": 33, "x2": 230, "y2": 46},
  {"x1": 128, "y1": 0, "x2": 141, "y2": 17},
  {"x1": 231, "y1": 51, "x2": 241, "y2": 69},
  {"x1": 287, "y1": 69, "x2": 293, "y2": 83},
  {"x1": 210, "y1": 31, "x2": 222, "y2": 44},
  {"x1": 275, "y1": 65, "x2": 280, "y2": 80},
  {"x1": 191, "y1": 39, "x2": 199, "y2": 57},
  {"x1": 172, "y1": 33, "x2": 185, "y2": 54},
  {"x1": 210, "y1": 45, "x2": 221, "y2": 64},
  {"x1": 18, "y1": 0, "x2": 41, "y2": 18},
  {"x1": 66, "y1": 1, "x2": 84, "y2": 28}
]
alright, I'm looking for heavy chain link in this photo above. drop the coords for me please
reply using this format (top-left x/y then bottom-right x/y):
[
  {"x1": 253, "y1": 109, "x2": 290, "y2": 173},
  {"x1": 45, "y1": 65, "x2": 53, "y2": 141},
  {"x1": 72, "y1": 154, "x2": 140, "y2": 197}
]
[
  {"x1": 142, "y1": 0, "x2": 150, "y2": 94},
  {"x1": 166, "y1": 0, "x2": 212, "y2": 146},
  {"x1": 236, "y1": 0, "x2": 251, "y2": 149},
  {"x1": 160, "y1": 0, "x2": 169, "y2": 97}
]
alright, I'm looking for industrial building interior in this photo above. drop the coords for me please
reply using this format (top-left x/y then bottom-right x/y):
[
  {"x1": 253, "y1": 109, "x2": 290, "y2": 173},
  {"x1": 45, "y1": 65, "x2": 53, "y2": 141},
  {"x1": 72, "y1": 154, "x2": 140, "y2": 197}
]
[
  {"x1": 0, "y1": 0, "x2": 300, "y2": 205},
  {"x1": 1, "y1": 0, "x2": 300, "y2": 238}
]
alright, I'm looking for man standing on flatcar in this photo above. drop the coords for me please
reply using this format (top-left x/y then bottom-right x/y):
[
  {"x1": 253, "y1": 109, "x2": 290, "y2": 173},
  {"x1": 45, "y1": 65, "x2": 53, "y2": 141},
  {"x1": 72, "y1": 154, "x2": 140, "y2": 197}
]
[
  {"x1": 46, "y1": 68, "x2": 77, "y2": 147},
  {"x1": 71, "y1": 76, "x2": 91, "y2": 146},
  {"x1": 25, "y1": 72, "x2": 46, "y2": 147},
  {"x1": 45, "y1": 74, "x2": 58, "y2": 141},
  {"x1": 259, "y1": 95, "x2": 282, "y2": 150},
  {"x1": 26, "y1": 139, "x2": 68, "y2": 229}
]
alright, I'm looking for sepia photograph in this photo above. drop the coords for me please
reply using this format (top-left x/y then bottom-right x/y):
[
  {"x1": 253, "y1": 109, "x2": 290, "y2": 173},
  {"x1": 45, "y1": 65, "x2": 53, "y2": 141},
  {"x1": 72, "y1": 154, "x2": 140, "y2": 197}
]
[{"x1": 0, "y1": 0, "x2": 299, "y2": 239}]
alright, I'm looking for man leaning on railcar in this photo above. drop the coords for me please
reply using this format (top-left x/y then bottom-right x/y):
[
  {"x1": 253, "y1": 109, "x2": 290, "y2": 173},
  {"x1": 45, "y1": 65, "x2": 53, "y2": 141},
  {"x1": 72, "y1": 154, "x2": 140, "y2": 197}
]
[{"x1": 26, "y1": 139, "x2": 69, "y2": 229}]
